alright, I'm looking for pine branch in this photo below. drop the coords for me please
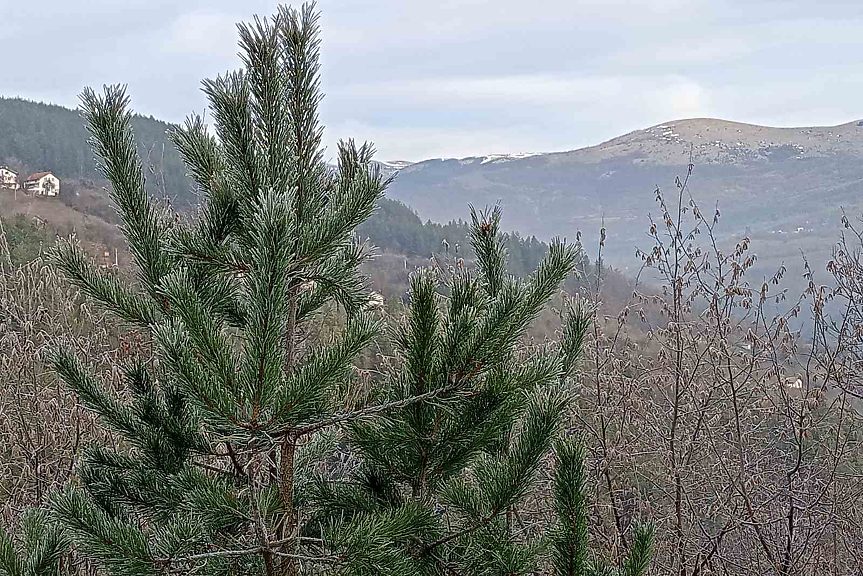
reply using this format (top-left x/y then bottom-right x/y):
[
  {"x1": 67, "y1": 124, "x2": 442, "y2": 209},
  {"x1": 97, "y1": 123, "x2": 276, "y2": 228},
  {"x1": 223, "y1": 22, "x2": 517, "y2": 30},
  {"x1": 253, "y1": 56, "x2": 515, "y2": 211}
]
[
  {"x1": 250, "y1": 446, "x2": 276, "y2": 576},
  {"x1": 50, "y1": 488, "x2": 153, "y2": 576},
  {"x1": 240, "y1": 192, "x2": 294, "y2": 426},
  {"x1": 157, "y1": 268, "x2": 238, "y2": 393},
  {"x1": 621, "y1": 523, "x2": 655, "y2": 576},
  {"x1": 23, "y1": 512, "x2": 68, "y2": 576},
  {"x1": 291, "y1": 377, "x2": 472, "y2": 437},
  {"x1": 156, "y1": 544, "x2": 334, "y2": 565},
  {"x1": 558, "y1": 298, "x2": 592, "y2": 379},
  {"x1": 0, "y1": 509, "x2": 68, "y2": 576},
  {"x1": 202, "y1": 70, "x2": 262, "y2": 215},
  {"x1": 168, "y1": 115, "x2": 225, "y2": 201},
  {"x1": 296, "y1": 237, "x2": 373, "y2": 323},
  {"x1": 396, "y1": 270, "x2": 441, "y2": 391},
  {"x1": 48, "y1": 238, "x2": 159, "y2": 327},
  {"x1": 278, "y1": 2, "x2": 324, "y2": 233},
  {"x1": 299, "y1": 145, "x2": 389, "y2": 265},
  {"x1": 469, "y1": 204, "x2": 507, "y2": 298},
  {"x1": 322, "y1": 502, "x2": 436, "y2": 576},
  {"x1": 486, "y1": 385, "x2": 570, "y2": 513},
  {"x1": 151, "y1": 317, "x2": 251, "y2": 437},
  {"x1": 551, "y1": 438, "x2": 590, "y2": 576},
  {"x1": 79, "y1": 84, "x2": 173, "y2": 302},
  {"x1": 51, "y1": 348, "x2": 140, "y2": 440},
  {"x1": 166, "y1": 226, "x2": 249, "y2": 275},
  {"x1": 268, "y1": 312, "x2": 380, "y2": 430},
  {"x1": 238, "y1": 12, "x2": 291, "y2": 199},
  {"x1": 0, "y1": 525, "x2": 24, "y2": 576}
]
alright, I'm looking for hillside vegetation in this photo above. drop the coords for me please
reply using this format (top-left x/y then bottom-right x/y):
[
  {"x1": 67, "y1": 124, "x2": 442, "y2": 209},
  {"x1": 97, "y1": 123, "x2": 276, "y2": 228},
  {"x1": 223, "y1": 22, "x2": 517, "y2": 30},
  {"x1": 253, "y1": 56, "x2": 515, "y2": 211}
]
[
  {"x1": 5, "y1": 11, "x2": 863, "y2": 570},
  {"x1": 5, "y1": 94, "x2": 862, "y2": 291},
  {"x1": 0, "y1": 97, "x2": 570, "y2": 282},
  {"x1": 0, "y1": 96, "x2": 192, "y2": 203},
  {"x1": 0, "y1": 181, "x2": 615, "y2": 314}
]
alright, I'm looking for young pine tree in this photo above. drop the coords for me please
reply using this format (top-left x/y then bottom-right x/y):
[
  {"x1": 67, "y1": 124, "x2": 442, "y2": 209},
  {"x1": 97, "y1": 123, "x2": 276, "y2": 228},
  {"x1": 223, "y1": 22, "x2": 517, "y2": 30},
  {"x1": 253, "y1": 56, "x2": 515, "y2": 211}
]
[
  {"x1": 48, "y1": 4, "x2": 396, "y2": 576},
  {"x1": 306, "y1": 206, "x2": 608, "y2": 574}
]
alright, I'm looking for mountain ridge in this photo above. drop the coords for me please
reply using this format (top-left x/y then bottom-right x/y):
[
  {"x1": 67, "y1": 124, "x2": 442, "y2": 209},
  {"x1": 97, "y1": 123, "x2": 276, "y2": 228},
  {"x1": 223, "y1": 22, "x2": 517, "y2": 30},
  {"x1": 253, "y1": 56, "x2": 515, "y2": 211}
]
[
  {"x1": 388, "y1": 116, "x2": 863, "y2": 169},
  {"x1": 380, "y1": 117, "x2": 863, "y2": 169},
  {"x1": 381, "y1": 116, "x2": 863, "y2": 296}
]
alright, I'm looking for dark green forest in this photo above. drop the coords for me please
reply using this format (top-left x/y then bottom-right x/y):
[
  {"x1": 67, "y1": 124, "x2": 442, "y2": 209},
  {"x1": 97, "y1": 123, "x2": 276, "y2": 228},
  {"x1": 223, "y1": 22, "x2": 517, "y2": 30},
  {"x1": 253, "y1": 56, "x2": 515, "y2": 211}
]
[
  {"x1": 0, "y1": 96, "x2": 190, "y2": 201},
  {"x1": 357, "y1": 197, "x2": 577, "y2": 277}
]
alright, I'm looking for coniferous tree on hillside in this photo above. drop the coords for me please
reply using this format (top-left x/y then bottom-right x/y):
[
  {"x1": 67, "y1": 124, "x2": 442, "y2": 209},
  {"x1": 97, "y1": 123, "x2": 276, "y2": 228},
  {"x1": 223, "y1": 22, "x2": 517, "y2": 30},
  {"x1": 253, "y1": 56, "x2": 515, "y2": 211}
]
[
  {"x1": 49, "y1": 4, "x2": 390, "y2": 575},
  {"x1": 308, "y1": 205, "x2": 601, "y2": 573},
  {"x1": 42, "y1": 3, "x2": 652, "y2": 575}
]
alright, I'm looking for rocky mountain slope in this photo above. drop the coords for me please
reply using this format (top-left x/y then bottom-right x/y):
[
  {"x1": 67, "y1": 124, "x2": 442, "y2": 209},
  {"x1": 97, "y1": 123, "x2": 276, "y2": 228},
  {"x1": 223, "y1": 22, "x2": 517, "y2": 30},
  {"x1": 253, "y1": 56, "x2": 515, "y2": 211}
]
[{"x1": 385, "y1": 118, "x2": 863, "y2": 289}]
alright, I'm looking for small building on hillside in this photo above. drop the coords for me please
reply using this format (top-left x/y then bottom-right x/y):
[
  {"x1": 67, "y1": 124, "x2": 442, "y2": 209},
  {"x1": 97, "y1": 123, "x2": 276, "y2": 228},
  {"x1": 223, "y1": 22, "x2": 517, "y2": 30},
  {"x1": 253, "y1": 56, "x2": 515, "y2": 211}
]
[
  {"x1": 367, "y1": 291, "x2": 385, "y2": 309},
  {"x1": 23, "y1": 171, "x2": 60, "y2": 197},
  {"x1": 0, "y1": 166, "x2": 18, "y2": 189}
]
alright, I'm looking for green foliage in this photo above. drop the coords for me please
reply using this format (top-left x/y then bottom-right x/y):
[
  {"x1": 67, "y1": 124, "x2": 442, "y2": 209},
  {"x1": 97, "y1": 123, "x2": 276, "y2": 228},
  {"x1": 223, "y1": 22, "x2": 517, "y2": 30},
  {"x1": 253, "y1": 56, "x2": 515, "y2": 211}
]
[
  {"x1": 310, "y1": 205, "x2": 592, "y2": 574},
  {"x1": 551, "y1": 437, "x2": 654, "y2": 576},
  {"x1": 0, "y1": 214, "x2": 48, "y2": 265},
  {"x1": 37, "y1": 3, "x2": 654, "y2": 575},
  {"x1": 357, "y1": 197, "x2": 572, "y2": 278},
  {"x1": 0, "y1": 509, "x2": 67, "y2": 576},
  {"x1": 46, "y1": 4, "x2": 388, "y2": 575}
]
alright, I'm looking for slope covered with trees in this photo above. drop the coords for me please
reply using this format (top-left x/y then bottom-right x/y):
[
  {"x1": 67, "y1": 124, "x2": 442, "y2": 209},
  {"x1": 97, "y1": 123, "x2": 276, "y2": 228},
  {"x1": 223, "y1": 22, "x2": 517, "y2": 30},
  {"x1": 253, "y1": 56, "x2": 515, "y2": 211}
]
[
  {"x1": 357, "y1": 197, "x2": 569, "y2": 277},
  {"x1": 0, "y1": 98, "x2": 570, "y2": 281},
  {"x1": 0, "y1": 96, "x2": 191, "y2": 203}
]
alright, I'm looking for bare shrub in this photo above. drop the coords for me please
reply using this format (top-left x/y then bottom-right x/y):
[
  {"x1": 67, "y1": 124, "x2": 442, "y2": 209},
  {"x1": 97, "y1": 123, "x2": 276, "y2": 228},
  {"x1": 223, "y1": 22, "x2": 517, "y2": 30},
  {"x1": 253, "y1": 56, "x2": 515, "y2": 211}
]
[
  {"x1": 0, "y1": 232, "x2": 122, "y2": 530},
  {"x1": 571, "y1": 163, "x2": 863, "y2": 575}
]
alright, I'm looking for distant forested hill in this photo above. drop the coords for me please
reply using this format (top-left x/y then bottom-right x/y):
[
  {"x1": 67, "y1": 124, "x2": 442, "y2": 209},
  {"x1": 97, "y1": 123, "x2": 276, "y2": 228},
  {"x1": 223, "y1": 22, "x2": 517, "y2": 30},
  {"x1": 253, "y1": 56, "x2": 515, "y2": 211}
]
[
  {"x1": 357, "y1": 197, "x2": 571, "y2": 278},
  {"x1": 0, "y1": 96, "x2": 192, "y2": 203}
]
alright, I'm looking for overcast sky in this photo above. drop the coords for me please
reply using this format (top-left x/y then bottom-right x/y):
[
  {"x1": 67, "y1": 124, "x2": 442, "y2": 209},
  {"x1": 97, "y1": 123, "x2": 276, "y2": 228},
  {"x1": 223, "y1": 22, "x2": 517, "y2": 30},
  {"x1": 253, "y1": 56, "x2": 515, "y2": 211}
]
[{"x1": 3, "y1": 0, "x2": 863, "y2": 161}]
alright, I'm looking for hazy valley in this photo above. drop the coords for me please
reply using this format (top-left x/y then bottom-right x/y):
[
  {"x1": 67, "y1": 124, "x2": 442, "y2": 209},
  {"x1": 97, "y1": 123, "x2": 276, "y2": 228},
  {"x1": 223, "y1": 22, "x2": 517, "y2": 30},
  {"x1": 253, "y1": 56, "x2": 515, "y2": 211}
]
[{"x1": 383, "y1": 118, "x2": 863, "y2": 293}]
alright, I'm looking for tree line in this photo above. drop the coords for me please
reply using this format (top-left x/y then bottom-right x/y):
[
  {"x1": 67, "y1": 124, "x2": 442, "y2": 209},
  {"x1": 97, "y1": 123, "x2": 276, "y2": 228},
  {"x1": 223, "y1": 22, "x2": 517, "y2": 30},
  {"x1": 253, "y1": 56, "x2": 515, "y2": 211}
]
[{"x1": 0, "y1": 96, "x2": 190, "y2": 202}]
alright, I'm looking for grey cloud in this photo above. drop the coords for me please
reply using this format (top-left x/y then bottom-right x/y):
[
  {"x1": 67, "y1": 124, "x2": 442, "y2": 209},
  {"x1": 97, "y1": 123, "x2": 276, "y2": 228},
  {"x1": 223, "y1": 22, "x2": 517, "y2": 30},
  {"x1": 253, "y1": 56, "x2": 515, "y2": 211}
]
[{"x1": 3, "y1": 0, "x2": 863, "y2": 161}]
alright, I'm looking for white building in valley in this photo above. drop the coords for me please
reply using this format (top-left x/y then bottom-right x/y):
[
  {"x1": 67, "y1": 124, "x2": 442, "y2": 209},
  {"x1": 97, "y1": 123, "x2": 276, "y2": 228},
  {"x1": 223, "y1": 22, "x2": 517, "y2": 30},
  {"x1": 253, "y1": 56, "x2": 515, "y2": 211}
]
[
  {"x1": 0, "y1": 166, "x2": 18, "y2": 189},
  {"x1": 23, "y1": 171, "x2": 60, "y2": 197}
]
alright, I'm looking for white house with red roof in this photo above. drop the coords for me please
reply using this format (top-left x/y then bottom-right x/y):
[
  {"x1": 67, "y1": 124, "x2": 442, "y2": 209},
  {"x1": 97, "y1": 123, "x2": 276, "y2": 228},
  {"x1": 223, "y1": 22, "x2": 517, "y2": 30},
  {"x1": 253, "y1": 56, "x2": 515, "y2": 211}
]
[{"x1": 23, "y1": 171, "x2": 60, "y2": 197}]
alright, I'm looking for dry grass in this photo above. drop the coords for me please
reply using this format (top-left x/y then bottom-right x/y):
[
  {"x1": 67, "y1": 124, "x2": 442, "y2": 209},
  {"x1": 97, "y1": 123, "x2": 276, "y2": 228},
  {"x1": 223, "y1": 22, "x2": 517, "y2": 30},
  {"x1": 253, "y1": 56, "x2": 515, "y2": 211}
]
[{"x1": 0, "y1": 186, "x2": 127, "y2": 262}]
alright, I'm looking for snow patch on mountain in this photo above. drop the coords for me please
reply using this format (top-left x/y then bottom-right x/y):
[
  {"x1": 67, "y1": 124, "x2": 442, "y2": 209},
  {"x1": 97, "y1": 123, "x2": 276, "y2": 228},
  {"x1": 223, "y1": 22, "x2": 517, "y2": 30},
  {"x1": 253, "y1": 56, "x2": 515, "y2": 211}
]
[{"x1": 478, "y1": 153, "x2": 541, "y2": 165}]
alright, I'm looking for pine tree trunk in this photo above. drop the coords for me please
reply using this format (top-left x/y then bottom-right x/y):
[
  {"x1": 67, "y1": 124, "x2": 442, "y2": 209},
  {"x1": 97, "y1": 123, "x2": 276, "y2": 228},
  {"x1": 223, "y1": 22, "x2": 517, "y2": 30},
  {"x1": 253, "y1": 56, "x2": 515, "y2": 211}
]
[
  {"x1": 251, "y1": 444, "x2": 277, "y2": 576},
  {"x1": 280, "y1": 289, "x2": 300, "y2": 576},
  {"x1": 279, "y1": 434, "x2": 298, "y2": 576}
]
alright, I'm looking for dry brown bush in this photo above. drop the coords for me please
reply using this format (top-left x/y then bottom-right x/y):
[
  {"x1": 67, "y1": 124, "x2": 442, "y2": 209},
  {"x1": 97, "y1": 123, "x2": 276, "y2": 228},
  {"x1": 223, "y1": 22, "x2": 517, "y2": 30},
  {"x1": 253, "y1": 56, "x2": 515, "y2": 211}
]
[
  {"x1": 561, "y1": 165, "x2": 863, "y2": 575},
  {"x1": 0, "y1": 226, "x2": 127, "y2": 534}
]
